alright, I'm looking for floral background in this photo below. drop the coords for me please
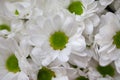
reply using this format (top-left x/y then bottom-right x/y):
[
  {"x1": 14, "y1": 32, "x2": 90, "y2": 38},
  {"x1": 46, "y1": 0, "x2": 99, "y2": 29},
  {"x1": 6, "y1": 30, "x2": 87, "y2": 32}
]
[{"x1": 0, "y1": 0, "x2": 120, "y2": 80}]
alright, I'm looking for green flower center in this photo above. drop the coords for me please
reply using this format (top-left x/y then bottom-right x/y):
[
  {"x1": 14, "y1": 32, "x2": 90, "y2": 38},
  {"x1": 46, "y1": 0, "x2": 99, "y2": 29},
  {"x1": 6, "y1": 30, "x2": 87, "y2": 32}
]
[
  {"x1": 15, "y1": 9, "x2": 19, "y2": 15},
  {"x1": 68, "y1": 1, "x2": 84, "y2": 15},
  {"x1": 97, "y1": 65, "x2": 115, "y2": 77},
  {"x1": 75, "y1": 76, "x2": 89, "y2": 80},
  {"x1": 0, "y1": 24, "x2": 11, "y2": 31},
  {"x1": 49, "y1": 31, "x2": 68, "y2": 50},
  {"x1": 113, "y1": 31, "x2": 120, "y2": 48},
  {"x1": 6, "y1": 54, "x2": 20, "y2": 73},
  {"x1": 37, "y1": 67, "x2": 55, "y2": 80}
]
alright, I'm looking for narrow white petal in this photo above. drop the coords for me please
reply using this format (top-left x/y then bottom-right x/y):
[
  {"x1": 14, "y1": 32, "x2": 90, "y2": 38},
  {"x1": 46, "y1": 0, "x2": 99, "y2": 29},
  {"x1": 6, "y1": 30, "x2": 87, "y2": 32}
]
[
  {"x1": 18, "y1": 72, "x2": 29, "y2": 80},
  {"x1": 2, "y1": 72, "x2": 18, "y2": 80}
]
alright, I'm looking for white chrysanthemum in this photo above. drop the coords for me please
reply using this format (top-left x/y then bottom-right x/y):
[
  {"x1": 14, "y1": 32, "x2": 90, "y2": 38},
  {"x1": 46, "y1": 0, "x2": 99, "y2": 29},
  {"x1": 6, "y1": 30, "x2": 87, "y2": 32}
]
[
  {"x1": 35, "y1": 0, "x2": 100, "y2": 34},
  {"x1": 29, "y1": 66, "x2": 69, "y2": 80},
  {"x1": 0, "y1": 0, "x2": 40, "y2": 19},
  {"x1": 0, "y1": 15, "x2": 27, "y2": 39},
  {"x1": 28, "y1": 13, "x2": 85, "y2": 66},
  {"x1": 0, "y1": 37, "x2": 30, "y2": 80},
  {"x1": 53, "y1": 0, "x2": 100, "y2": 36},
  {"x1": 87, "y1": 59, "x2": 120, "y2": 80},
  {"x1": 95, "y1": 12, "x2": 120, "y2": 66},
  {"x1": 56, "y1": 0, "x2": 100, "y2": 46},
  {"x1": 54, "y1": 0, "x2": 98, "y2": 18}
]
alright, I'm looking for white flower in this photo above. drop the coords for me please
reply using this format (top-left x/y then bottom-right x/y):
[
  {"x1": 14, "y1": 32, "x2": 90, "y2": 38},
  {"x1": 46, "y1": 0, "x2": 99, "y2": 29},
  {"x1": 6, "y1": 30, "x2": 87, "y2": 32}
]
[
  {"x1": 0, "y1": 15, "x2": 28, "y2": 39},
  {"x1": 53, "y1": 0, "x2": 100, "y2": 35},
  {"x1": 87, "y1": 59, "x2": 119, "y2": 80},
  {"x1": 35, "y1": 0, "x2": 100, "y2": 35},
  {"x1": 0, "y1": 0, "x2": 41, "y2": 20},
  {"x1": 0, "y1": 37, "x2": 29, "y2": 80},
  {"x1": 28, "y1": 13, "x2": 85, "y2": 66},
  {"x1": 29, "y1": 66, "x2": 69, "y2": 80},
  {"x1": 54, "y1": 0, "x2": 98, "y2": 17},
  {"x1": 95, "y1": 12, "x2": 120, "y2": 66}
]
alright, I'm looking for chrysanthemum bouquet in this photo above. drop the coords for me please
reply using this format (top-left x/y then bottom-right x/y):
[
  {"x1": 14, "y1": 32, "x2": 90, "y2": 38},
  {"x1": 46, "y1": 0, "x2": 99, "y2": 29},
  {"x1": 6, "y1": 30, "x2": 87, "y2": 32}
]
[{"x1": 0, "y1": 0, "x2": 120, "y2": 80}]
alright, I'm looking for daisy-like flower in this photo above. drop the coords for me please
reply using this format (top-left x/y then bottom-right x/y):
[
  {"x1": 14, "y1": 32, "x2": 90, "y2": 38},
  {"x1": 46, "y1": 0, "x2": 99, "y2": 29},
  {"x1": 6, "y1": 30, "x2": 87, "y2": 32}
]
[
  {"x1": 94, "y1": 12, "x2": 120, "y2": 69},
  {"x1": 28, "y1": 13, "x2": 85, "y2": 66},
  {"x1": 87, "y1": 59, "x2": 120, "y2": 80},
  {"x1": 29, "y1": 66, "x2": 69, "y2": 80},
  {"x1": 0, "y1": 37, "x2": 30, "y2": 80},
  {"x1": 0, "y1": 0, "x2": 38, "y2": 19},
  {"x1": 0, "y1": 15, "x2": 27, "y2": 39},
  {"x1": 54, "y1": 0, "x2": 98, "y2": 19},
  {"x1": 35, "y1": 0, "x2": 100, "y2": 34},
  {"x1": 54, "y1": 0, "x2": 100, "y2": 35}
]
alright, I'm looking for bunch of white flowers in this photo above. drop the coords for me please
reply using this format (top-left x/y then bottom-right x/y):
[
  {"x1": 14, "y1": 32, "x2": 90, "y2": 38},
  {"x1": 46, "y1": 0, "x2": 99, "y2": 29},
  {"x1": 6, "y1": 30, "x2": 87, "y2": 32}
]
[{"x1": 0, "y1": 0, "x2": 120, "y2": 80}]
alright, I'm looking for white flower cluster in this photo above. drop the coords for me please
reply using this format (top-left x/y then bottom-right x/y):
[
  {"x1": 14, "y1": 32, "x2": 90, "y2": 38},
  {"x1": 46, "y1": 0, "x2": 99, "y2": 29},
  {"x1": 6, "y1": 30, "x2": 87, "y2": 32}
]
[{"x1": 0, "y1": 0, "x2": 120, "y2": 80}]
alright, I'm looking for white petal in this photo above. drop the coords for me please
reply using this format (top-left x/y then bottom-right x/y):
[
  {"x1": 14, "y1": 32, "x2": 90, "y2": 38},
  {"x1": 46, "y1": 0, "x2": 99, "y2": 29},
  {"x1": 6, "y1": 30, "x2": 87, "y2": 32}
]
[
  {"x1": 66, "y1": 68, "x2": 78, "y2": 80},
  {"x1": 56, "y1": 0, "x2": 70, "y2": 8},
  {"x1": 19, "y1": 57, "x2": 32, "y2": 75},
  {"x1": 30, "y1": 35, "x2": 47, "y2": 47},
  {"x1": 99, "y1": 0, "x2": 113, "y2": 6},
  {"x1": 2, "y1": 72, "x2": 18, "y2": 80},
  {"x1": 0, "y1": 67, "x2": 7, "y2": 79},
  {"x1": 99, "y1": 57, "x2": 112, "y2": 66},
  {"x1": 84, "y1": 19, "x2": 93, "y2": 34},
  {"x1": 87, "y1": 2, "x2": 98, "y2": 12},
  {"x1": 69, "y1": 54, "x2": 90, "y2": 68},
  {"x1": 82, "y1": 0, "x2": 94, "y2": 5},
  {"x1": 42, "y1": 51, "x2": 59, "y2": 66},
  {"x1": 19, "y1": 39, "x2": 32, "y2": 57},
  {"x1": 115, "y1": 58, "x2": 120, "y2": 74},
  {"x1": 89, "y1": 14, "x2": 100, "y2": 27},
  {"x1": 18, "y1": 72, "x2": 29, "y2": 80},
  {"x1": 62, "y1": 17, "x2": 78, "y2": 37},
  {"x1": 53, "y1": 14, "x2": 63, "y2": 31},
  {"x1": 58, "y1": 47, "x2": 71, "y2": 62},
  {"x1": 43, "y1": 19, "x2": 55, "y2": 35},
  {"x1": 53, "y1": 76, "x2": 68, "y2": 80},
  {"x1": 51, "y1": 67, "x2": 67, "y2": 77},
  {"x1": 68, "y1": 33, "x2": 86, "y2": 52},
  {"x1": 30, "y1": 47, "x2": 43, "y2": 66},
  {"x1": 58, "y1": 53, "x2": 69, "y2": 62}
]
